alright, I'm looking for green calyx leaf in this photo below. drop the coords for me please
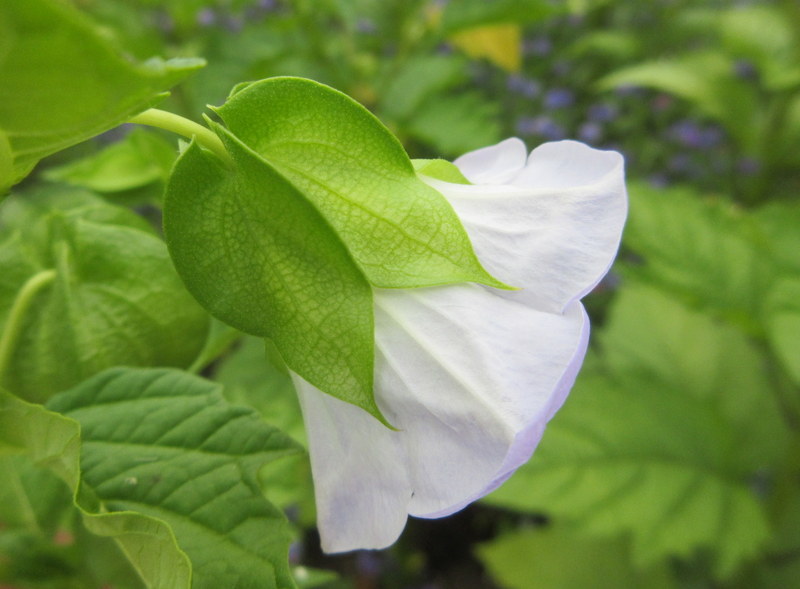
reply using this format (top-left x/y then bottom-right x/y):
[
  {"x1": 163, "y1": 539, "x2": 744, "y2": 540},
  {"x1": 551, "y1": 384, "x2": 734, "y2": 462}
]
[
  {"x1": 164, "y1": 133, "x2": 383, "y2": 423},
  {"x1": 0, "y1": 187, "x2": 210, "y2": 403},
  {"x1": 165, "y1": 76, "x2": 507, "y2": 421},
  {"x1": 213, "y1": 76, "x2": 505, "y2": 290},
  {"x1": 0, "y1": 0, "x2": 204, "y2": 193},
  {"x1": 413, "y1": 159, "x2": 472, "y2": 185}
]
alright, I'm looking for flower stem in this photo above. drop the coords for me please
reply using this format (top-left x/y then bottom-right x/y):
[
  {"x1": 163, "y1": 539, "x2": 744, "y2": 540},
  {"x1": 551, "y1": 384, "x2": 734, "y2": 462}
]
[
  {"x1": 127, "y1": 109, "x2": 232, "y2": 164},
  {"x1": 0, "y1": 269, "x2": 57, "y2": 380}
]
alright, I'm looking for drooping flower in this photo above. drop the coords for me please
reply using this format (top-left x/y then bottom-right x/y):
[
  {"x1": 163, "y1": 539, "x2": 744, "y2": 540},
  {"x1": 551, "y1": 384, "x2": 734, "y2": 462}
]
[{"x1": 293, "y1": 138, "x2": 627, "y2": 553}]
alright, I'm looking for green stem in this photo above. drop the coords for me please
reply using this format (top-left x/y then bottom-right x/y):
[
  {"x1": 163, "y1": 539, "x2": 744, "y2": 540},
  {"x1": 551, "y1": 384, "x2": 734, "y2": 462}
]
[
  {"x1": 0, "y1": 269, "x2": 57, "y2": 379},
  {"x1": 128, "y1": 109, "x2": 231, "y2": 164}
]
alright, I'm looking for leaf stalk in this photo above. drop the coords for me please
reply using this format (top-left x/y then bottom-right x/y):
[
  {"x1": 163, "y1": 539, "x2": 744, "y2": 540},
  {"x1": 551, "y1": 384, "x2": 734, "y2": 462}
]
[
  {"x1": 0, "y1": 269, "x2": 57, "y2": 381},
  {"x1": 128, "y1": 108, "x2": 232, "y2": 164}
]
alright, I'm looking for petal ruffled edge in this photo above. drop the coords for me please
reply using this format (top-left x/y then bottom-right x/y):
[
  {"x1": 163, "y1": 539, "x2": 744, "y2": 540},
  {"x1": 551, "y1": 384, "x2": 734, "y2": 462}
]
[
  {"x1": 294, "y1": 374, "x2": 412, "y2": 553},
  {"x1": 424, "y1": 140, "x2": 627, "y2": 313},
  {"x1": 452, "y1": 137, "x2": 528, "y2": 185}
]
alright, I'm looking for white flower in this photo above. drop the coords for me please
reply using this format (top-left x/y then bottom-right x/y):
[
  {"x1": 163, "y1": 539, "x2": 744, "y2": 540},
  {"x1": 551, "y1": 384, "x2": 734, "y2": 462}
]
[{"x1": 293, "y1": 138, "x2": 627, "y2": 553}]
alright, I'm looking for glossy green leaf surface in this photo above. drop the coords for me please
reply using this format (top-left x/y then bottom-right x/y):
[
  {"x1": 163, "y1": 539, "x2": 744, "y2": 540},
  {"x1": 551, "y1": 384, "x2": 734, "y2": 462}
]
[
  {"x1": 484, "y1": 284, "x2": 787, "y2": 578},
  {"x1": 164, "y1": 133, "x2": 381, "y2": 421},
  {"x1": 214, "y1": 77, "x2": 504, "y2": 289},
  {"x1": 0, "y1": 0, "x2": 203, "y2": 192},
  {"x1": 0, "y1": 188, "x2": 209, "y2": 403}
]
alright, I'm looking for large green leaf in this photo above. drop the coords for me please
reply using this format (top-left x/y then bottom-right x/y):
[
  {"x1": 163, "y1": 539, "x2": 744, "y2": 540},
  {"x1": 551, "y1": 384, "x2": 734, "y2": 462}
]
[
  {"x1": 214, "y1": 77, "x2": 504, "y2": 289},
  {"x1": 0, "y1": 385, "x2": 191, "y2": 589},
  {"x1": 0, "y1": 0, "x2": 203, "y2": 193},
  {"x1": 0, "y1": 455, "x2": 146, "y2": 589},
  {"x1": 377, "y1": 55, "x2": 467, "y2": 122},
  {"x1": 0, "y1": 188, "x2": 209, "y2": 403},
  {"x1": 406, "y1": 91, "x2": 502, "y2": 156},
  {"x1": 600, "y1": 285, "x2": 787, "y2": 471},
  {"x1": 214, "y1": 337, "x2": 315, "y2": 523},
  {"x1": 484, "y1": 284, "x2": 787, "y2": 577},
  {"x1": 754, "y1": 200, "x2": 800, "y2": 274},
  {"x1": 621, "y1": 183, "x2": 770, "y2": 331},
  {"x1": 477, "y1": 525, "x2": 676, "y2": 589},
  {"x1": 1, "y1": 367, "x2": 302, "y2": 588},
  {"x1": 163, "y1": 133, "x2": 381, "y2": 422},
  {"x1": 47, "y1": 368, "x2": 301, "y2": 589},
  {"x1": 765, "y1": 278, "x2": 800, "y2": 385}
]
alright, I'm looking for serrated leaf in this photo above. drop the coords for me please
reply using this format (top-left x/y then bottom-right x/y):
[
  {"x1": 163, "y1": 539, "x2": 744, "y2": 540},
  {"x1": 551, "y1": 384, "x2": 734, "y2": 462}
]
[
  {"x1": 0, "y1": 188, "x2": 209, "y2": 403},
  {"x1": 1, "y1": 366, "x2": 302, "y2": 588},
  {"x1": 163, "y1": 135, "x2": 381, "y2": 422},
  {"x1": 0, "y1": 0, "x2": 203, "y2": 192},
  {"x1": 46, "y1": 368, "x2": 301, "y2": 589},
  {"x1": 44, "y1": 128, "x2": 177, "y2": 193},
  {"x1": 477, "y1": 525, "x2": 676, "y2": 589},
  {"x1": 0, "y1": 386, "x2": 192, "y2": 589},
  {"x1": 439, "y1": 0, "x2": 559, "y2": 33},
  {"x1": 215, "y1": 338, "x2": 305, "y2": 446},
  {"x1": 484, "y1": 284, "x2": 786, "y2": 577},
  {"x1": 214, "y1": 76, "x2": 504, "y2": 289},
  {"x1": 215, "y1": 337, "x2": 315, "y2": 523},
  {"x1": 0, "y1": 455, "x2": 147, "y2": 589}
]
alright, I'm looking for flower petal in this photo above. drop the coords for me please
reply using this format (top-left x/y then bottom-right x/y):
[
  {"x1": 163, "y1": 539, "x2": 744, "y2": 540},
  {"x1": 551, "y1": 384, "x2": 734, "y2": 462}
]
[
  {"x1": 452, "y1": 137, "x2": 528, "y2": 185},
  {"x1": 425, "y1": 140, "x2": 626, "y2": 313},
  {"x1": 296, "y1": 284, "x2": 588, "y2": 552},
  {"x1": 294, "y1": 375, "x2": 411, "y2": 553},
  {"x1": 378, "y1": 289, "x2": 589, "y2": 518}
]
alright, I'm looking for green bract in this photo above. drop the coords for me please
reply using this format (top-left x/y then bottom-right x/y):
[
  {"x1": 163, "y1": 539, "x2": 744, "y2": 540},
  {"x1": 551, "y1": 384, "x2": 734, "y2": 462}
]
[
  {"x1": 164, "y1": 134, "x2": 378, "y2": 421},
  {"x1": 214, "y1": 77, "x2": 503, "y2": 290},
  {"x1": 0, "y1": 0, "x2": 203, "y2": 193},
  {"x1": 165, "y1": 77, "x2": 505, "y2": 420},
  {"x1": 0, "y1": 189, "x2": 210, "y2": 402}
]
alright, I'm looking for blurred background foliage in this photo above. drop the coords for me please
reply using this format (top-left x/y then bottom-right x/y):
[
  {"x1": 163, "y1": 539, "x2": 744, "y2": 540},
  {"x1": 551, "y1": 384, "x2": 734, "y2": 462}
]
[{"x1": 3, "y1": 0, "x2": 800, "y2": 587}]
